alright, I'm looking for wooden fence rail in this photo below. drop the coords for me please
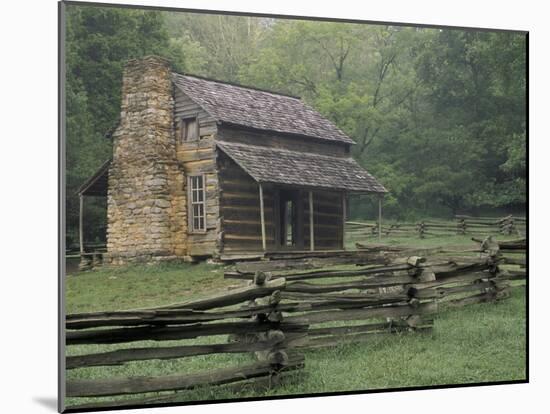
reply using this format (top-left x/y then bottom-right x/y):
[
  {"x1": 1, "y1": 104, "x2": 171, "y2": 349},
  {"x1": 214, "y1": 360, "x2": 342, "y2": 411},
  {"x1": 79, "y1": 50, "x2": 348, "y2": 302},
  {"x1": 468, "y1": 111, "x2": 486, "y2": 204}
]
[
  {"x1": 66, "y1": 237, "x2": 526, "y2": 409},
  {"x1": 346, "y1": 215, "x2": 526, "y2": 240},
  {"x1": 65, "y1": 272, "x2": 304, "y2": 408}
]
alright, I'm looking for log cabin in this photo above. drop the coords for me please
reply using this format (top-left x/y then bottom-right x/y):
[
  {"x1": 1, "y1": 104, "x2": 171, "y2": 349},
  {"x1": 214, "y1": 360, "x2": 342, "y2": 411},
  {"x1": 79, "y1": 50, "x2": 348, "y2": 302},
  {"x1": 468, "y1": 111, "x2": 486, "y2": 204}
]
[{"x1": 77, "y1": 56, "x2": 387, "y2": 265}]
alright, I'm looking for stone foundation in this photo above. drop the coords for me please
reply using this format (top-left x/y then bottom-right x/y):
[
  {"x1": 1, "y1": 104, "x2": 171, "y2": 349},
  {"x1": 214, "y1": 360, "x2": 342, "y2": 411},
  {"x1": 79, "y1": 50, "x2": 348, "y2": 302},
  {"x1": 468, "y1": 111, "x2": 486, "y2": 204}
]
[{"x1": 105, "y1": 56, "x2": 187, "y2": 265}]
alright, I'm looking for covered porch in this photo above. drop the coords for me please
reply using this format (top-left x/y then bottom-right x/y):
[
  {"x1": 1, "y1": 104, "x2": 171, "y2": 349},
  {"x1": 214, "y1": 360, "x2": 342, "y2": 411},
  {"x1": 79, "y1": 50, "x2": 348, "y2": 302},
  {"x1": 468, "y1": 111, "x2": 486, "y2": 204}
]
[
  {"x1": 75, "y1": 159, "x2": 110, "y2": 269},
  {"x1": 216, "y1": 142, "x2": 387, "y2": 256}
]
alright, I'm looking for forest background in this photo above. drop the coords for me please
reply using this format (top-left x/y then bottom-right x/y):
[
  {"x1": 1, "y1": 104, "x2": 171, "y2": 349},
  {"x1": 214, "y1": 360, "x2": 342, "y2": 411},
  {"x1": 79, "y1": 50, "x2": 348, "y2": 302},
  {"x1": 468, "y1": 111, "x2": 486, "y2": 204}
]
[{"x1": 64, "y1": 5, "x2": 526, "y2": 246}]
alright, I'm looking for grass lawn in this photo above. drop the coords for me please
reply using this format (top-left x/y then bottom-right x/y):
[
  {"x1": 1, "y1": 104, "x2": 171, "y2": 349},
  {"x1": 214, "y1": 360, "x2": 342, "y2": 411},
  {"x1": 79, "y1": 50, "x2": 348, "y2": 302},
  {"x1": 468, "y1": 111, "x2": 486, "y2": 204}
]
[
  {"x1": 344, "y1": 232, "x2": 523, "y2": 250},
  {"x1": 66, "y1": 261, "x2": 235, "y2": 314},
  {"x1": 65, "y1": 234, "x2": 526, "y2": 408}
]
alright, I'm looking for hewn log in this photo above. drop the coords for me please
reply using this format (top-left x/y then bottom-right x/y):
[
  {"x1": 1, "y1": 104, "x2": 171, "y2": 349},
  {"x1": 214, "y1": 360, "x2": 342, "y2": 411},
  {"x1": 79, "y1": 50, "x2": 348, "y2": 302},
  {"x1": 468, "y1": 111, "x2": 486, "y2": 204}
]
[
  {"x1": 498, "y1": 239, "x2": 527, "y2": 249},
  {"x1": 346, "y1": 221, "x2": 377, "y2": 227},
  {"x1": 268, "y1": 263, "x2": 412, "y2": 280},
  {"x1": 278, "y1": 261, "x2": 490, "y2": 289},
  {"x1": 353, "y1": 243, "x2": 408, "y2": 252},
  {"x1": 67, "y1": 334, "x2": 288, "y2": 369},
  {"x1": 423, "y1": 223, "x2": 464, "y2": 229},
  {"x1": 408, "y1": 271, "x2": 493, "y2": 289},
  {"x1": 66, "y1": 320, "x2": 307, "y2": 345},
  {"x1": 284, "y1": 276, "x2": 415, "y2": 293},
  {"x1": 264, "y1": 250, "x2": 365, "y2": 260},
  {"x1": 471, "y1": 238, "x2": 526, "y2": 251},
  {"x1": 430, "y1": 261, "x2": 494, "y2": 278},
  {"x1": 496, "y1": 270, "x2": 527, "y2": 281},
  {"x1": 305, "y1": 319, "x2": 432, "y2": 336},
  {"x1": 455, "y1": 215, "x2": 501, "y2": 222},
  {"x1": 283, "y1": 295, "x2": 409, "y2": 311},
  {"x1": 153, "y1": 277, "x2": 285, "y2": 311},
  {"x1": 291, "y1": 326, "x2": 433, "y2": 349},
  {"x1": 66, "y1": 354, "x2": 305, "y2": 397},
  {"x1": 219, "y1": 252, "x2": 265, "y2": 262},
  {"x1": 411, "y1": 280, "x2": 499, "y2": 299},
  {"x1": 66, "y1": 305, "x2": 280, "y2": 330},
  {"x1": 234, "y1": 255, "x2": 387, "y2": 273},
  {"x1": 65, "y1": 370, "x2": 300, "y2": 410},
  {"x1": 285, "y1": 301, "x2": 438, "y2": 324}
]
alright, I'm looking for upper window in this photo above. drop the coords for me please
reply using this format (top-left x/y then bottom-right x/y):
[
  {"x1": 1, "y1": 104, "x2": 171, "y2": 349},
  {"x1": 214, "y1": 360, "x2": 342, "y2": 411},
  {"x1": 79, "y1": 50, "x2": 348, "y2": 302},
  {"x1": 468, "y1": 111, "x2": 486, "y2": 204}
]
[
  {"x1": 180, "y1": 117, "x2": 198, "y2": 142},
  {"x1": 189, "y1": 175, "x2": 206, "y2": 232}
]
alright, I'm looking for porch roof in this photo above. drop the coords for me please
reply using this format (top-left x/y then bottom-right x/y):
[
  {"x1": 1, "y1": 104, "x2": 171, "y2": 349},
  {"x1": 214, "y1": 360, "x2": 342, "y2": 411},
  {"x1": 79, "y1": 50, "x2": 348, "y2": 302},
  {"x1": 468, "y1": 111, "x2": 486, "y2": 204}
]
[
  {"x1": 217, "y1": 142, "x2": 387, "y2": 194},
  {"x1": 77, "y1": 159, "x2": 111, "y2": 196}
]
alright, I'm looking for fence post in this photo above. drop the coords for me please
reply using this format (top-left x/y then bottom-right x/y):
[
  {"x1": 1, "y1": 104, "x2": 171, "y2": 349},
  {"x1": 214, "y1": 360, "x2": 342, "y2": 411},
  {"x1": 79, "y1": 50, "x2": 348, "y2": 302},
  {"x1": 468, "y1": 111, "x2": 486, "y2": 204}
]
[
  {"x1": 91, "y1": 253, "x2": 103, "y2": 269},
  {"x1": 249, "y1": 271, "x2": 292, "y2": 386},
  {"x1": 404, "y1": 256, "x2": 435, "y2": 329},
  {"x1": 456, "y1": 217, "x2": 466, "y2": 235},
  {"x1": 417, "y1": 221, "x2": 426, "y2": 238},
  {"x1": 78, "y1": 254, "x2": 92, "y2": 271},
  {"x1": 378, "y1": 196, "x2": 383, "y2": 241}
]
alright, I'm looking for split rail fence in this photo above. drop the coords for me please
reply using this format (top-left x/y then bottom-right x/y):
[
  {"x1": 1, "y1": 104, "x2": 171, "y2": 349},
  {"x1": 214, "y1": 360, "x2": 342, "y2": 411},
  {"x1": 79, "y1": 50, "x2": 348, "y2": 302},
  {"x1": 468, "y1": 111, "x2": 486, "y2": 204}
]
[
  {"x1": 346, "y1": 214, "x2": 526, "y2": 240},
  {"x1": 65, "y1": 238, "x2": 526, "y2": 409}
]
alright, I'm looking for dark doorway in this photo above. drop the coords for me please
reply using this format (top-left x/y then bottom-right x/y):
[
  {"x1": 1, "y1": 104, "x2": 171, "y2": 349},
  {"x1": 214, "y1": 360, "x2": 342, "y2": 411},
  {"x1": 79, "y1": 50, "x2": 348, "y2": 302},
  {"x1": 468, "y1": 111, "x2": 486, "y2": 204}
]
[{"x1": 277, "y1": 189, "x2": 303, "y2": 249}]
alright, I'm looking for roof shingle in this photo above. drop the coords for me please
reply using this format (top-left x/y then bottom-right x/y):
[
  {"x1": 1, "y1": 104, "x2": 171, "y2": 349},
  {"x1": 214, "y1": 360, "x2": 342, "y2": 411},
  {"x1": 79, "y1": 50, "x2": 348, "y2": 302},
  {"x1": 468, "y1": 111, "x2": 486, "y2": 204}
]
[
  {"x1": 217, "y1": 142, "x2": 387, "y2": 193},
  {"x1": 172, "y1": 73, "x2": 355, "y2": 144}
]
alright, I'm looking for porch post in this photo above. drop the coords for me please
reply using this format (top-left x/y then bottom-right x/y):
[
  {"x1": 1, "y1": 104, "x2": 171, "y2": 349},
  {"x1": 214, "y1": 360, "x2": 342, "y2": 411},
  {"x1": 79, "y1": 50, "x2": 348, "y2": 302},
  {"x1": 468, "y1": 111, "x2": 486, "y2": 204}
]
[
  {"x1": 309, "y1": 191, "x2": 315, "y2": 251},
  {"x1": 259, "y1": 184, "x2": 266, "y2": 251},
  {"x1": 342, "y1": 192, "x2": 346, "y2": 249},
  {"x1": 378, "y1": 194, "x2": 383, "y2": 241},
  {"x1": 79, "y1": 194, "x2": 84, "y2": 254}
]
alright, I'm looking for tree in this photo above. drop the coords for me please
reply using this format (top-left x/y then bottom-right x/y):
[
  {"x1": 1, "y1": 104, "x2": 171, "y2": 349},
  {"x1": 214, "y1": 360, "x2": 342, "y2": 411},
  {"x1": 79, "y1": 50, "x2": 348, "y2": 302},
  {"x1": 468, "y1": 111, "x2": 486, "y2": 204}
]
[
  {"x1": 65, "y1": 6, "x2": 527, "y2": 235},
  {"x1": 65, "y1": 5, "x2": 186, "y2": 245}
]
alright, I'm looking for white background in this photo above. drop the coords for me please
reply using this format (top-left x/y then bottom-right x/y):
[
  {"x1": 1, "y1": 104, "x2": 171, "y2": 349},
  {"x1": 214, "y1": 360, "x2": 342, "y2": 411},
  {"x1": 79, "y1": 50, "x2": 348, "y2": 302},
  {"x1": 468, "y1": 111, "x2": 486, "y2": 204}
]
[{"x1": 0, "y1": 0, "x2": 545, "y2": 413}]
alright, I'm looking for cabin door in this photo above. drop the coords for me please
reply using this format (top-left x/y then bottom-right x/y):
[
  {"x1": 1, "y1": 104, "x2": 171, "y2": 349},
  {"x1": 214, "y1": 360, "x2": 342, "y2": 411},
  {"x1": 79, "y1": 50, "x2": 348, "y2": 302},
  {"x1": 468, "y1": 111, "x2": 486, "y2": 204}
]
[{"x1": 276, "y1": 189, "x2": 304, "y2": 250}]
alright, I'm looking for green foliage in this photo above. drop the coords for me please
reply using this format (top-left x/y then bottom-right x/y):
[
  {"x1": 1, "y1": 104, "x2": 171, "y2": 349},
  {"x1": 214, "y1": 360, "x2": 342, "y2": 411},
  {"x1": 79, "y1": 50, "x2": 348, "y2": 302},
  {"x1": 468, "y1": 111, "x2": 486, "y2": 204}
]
[
  {"x1": 65, "y1": 5, "x2": 527, "y2": 243},
  {"x1": 236, "y1": 23, "x2": 526, "y2": 217},
  {"x1": 65, "y1": 5, "x2": 187, "y2": 244}
]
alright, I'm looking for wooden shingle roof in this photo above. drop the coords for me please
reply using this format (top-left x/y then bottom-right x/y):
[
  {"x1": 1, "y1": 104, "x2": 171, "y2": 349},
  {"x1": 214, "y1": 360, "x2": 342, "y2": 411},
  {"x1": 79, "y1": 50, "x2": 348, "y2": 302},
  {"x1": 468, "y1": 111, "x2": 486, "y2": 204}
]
[
  {"x1": 217, "y1": 142, "x2": 387, "y2": 193},
  {"x1": 172, "y1": 73, "x2": 355, "y2": 145}
]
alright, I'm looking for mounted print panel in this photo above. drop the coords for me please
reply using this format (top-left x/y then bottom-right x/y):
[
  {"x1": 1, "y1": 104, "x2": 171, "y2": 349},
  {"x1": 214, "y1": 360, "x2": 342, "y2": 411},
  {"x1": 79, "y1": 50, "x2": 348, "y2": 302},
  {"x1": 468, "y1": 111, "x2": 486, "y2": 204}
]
[{"x1": 60, "y1": 1, "x2": 527, "y2": 412}]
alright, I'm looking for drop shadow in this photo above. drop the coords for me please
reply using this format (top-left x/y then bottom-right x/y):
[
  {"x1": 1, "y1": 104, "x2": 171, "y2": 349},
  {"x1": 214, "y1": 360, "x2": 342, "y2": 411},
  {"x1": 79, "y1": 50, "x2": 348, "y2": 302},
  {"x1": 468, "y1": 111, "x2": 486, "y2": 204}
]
[{"x1": 33, "y1": 396, "x2": 58, "y2": 412}]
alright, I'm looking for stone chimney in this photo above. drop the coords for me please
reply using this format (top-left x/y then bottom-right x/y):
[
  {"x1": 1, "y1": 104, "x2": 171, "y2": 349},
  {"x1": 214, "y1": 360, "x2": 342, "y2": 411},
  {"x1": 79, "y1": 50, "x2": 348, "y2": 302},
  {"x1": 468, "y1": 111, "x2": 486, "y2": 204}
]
[{"x1": 106, "y1": 56, "x2": 187, "y2": 264}]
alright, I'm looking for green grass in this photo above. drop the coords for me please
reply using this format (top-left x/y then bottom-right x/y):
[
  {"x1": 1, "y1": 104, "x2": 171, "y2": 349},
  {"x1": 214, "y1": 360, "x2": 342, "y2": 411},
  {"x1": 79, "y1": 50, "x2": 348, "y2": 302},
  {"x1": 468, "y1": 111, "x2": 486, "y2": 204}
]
[
  {"x1": 345, "y1": 232, "x2": 522, "y2": 251},
  {"x1": 66, "y1": 261, "x2": 235, "y2": 313},
  {"x1": 65, "y1": 234, "x2": 526, "y2": 408}
]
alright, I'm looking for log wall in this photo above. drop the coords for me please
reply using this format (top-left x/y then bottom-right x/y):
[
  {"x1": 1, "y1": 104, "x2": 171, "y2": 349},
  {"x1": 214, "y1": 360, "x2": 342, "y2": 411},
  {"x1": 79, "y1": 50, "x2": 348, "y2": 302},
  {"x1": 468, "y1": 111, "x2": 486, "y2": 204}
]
[
  {"x1": 304, "y1": 191, "x2": 344, "y2": 250},
  {"x1": 218, "y1": 152, "x2": 277, "y2": 252},
  {"x1": 217, "y1": 124, "x2": 351, "y2": 157},
  {"x1": 170, "y1": 93, "x2": 351, "y2": 256},
  {"x1": 174, "y1": 87, "x2": 220, "y2": 256},
  {"x1": 217, "y1": 155, "x2": 344, "y2": 252}
]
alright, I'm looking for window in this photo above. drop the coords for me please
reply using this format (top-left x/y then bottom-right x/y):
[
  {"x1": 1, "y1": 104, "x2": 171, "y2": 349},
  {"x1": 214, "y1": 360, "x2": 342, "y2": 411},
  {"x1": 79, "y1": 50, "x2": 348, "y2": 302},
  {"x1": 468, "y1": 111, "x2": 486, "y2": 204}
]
[
  {"x1": 188, "y1": 175, "x2": 206, "y2": 232},
  {"x1": 180, "y1": 117, "x2": 198, "y2": 142}
]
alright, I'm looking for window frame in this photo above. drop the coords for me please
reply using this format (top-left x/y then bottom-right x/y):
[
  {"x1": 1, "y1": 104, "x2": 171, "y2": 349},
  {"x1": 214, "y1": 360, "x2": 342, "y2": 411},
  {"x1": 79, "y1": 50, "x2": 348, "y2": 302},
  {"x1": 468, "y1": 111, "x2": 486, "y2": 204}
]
[
  {"x1": 180, "y1": 116, "x2": 199, "y2": 143},
  {"x1": 187, "y1": 174, "x2": 207, "y2": 233}
]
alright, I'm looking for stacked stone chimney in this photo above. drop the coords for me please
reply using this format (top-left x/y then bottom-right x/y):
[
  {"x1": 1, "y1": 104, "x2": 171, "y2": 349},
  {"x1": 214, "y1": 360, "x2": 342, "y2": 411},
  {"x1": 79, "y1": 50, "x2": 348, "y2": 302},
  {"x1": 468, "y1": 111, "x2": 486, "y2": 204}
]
[{"x1": 106, "y1": 56, "x2": 187, "y2": 265}]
